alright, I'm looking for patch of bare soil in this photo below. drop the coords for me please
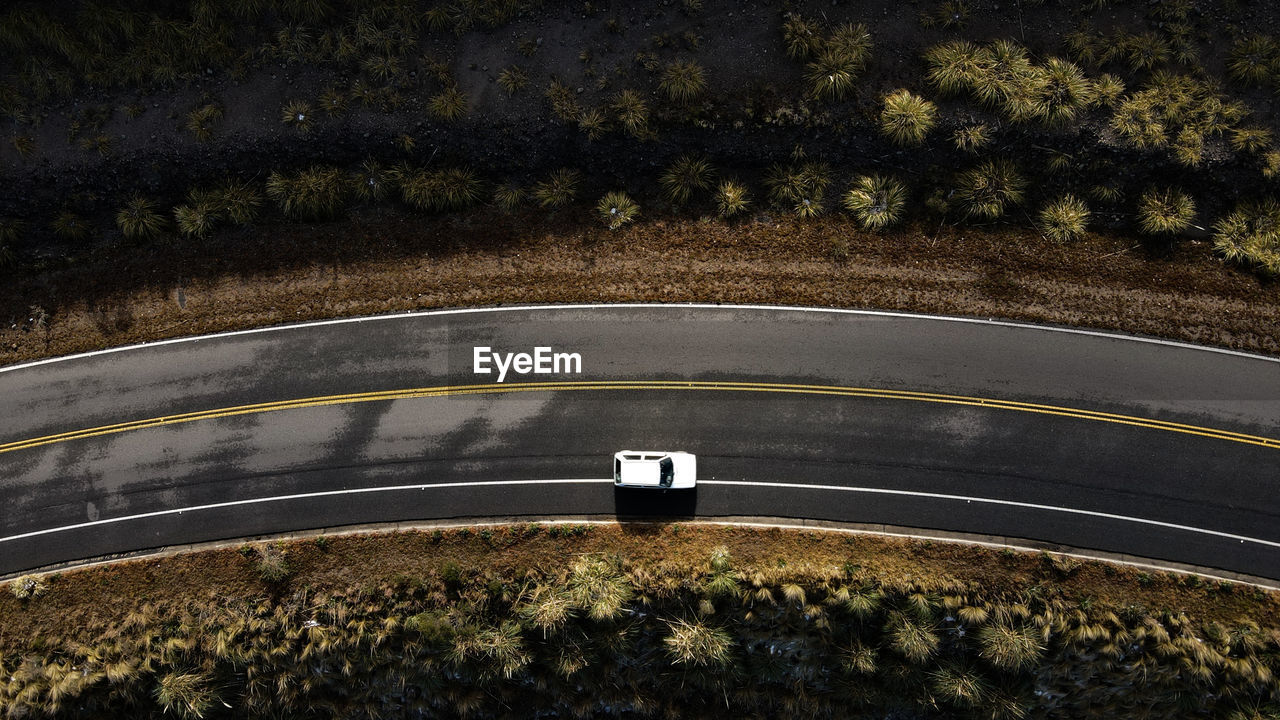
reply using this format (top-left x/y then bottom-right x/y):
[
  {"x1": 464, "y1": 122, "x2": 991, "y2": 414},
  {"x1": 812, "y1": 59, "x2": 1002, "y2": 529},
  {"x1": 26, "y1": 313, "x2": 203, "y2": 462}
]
[
  {"x1": 1, "y1": 210, "x2": 1276, "y2": 365},
  {"x1": 3, "y1": 525, "x2": 1276, "y2": 644}
]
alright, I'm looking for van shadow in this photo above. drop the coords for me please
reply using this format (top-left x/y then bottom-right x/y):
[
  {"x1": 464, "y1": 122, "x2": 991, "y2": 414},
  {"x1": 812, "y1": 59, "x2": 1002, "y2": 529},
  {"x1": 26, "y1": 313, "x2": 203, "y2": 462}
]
[{"x1": 612, "y1": 487, "x2": 698, "y2": 529}]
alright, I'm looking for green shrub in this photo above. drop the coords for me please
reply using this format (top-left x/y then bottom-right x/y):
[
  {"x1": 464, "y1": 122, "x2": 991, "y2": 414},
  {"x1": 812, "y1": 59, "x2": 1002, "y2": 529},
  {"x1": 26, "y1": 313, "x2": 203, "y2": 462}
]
[
  {"x1": 1038, "y1": 195, "x2": 1090, "y2": 242},
  {"x1": 954, "y1": 159, "x2": 1026, "y2": 220},
  {"x1": 116, "y1": 195, "x2": 166, "y2": 239},
  {"x1": 843, "y1": 175, "x2": 907, "y2": 230},
  {"x1": 1213, "y1": 198, "x2": 1280, "y2": 276},
  {"x1": 597, "y1": 191, "x2": 639, "y2": 229},
  {"x1": 430, "y1": 86, "x2": 468, "y2": 121},
  {"x1": 659, "y1": 60, "x2": 706, "y2": 103},
  {"x1": 532, "y1": 169, "x2": 582, "y2": 208},
  {"x1": 660, "y1": 154, "x2": 714, "y2": 205},
  {"x1": 1137, "y1": 187, "x2": 1195, "y2": 235},
  {"x1": 280, "y1": 99, "x2": 313, "y2": 133},
  {"x1": 879, "y1": 89, "x2": 936, "y2": 146},
  {"x1": 715, "y1": 180, "x2": 750, "y2": 217},
  {"x1": 266, "y1": 166, "x2": 349, "y2": 219}
]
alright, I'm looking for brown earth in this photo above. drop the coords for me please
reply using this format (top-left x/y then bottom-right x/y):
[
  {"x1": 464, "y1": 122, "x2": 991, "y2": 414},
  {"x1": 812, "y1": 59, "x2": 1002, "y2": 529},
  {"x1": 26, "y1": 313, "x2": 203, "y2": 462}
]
[
  {"x1": 2, "y1": 208, "x2": 1277, "y2": 366},
  {"x1": 4, "y1": 524, "x2": 1276, "y2": 647}
]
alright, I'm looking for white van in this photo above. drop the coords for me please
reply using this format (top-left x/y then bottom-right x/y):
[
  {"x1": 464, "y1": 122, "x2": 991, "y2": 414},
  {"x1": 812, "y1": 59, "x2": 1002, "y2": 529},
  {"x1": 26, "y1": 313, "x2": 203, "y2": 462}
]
[{"x1": 613, "y1": 451, "x2": 697, "y2": 489}]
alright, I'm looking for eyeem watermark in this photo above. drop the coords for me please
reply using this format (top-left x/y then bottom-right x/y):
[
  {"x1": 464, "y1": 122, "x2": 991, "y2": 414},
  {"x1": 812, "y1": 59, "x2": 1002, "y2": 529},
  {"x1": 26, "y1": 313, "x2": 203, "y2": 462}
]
[{"x1": 473, "y1": 346, "x2": 582, "y2": 382}]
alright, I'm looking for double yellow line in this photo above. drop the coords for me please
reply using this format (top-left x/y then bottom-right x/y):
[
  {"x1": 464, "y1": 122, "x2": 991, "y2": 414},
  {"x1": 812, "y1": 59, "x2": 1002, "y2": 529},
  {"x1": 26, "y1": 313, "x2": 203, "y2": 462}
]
[{"x1": 3, "y1": 380, "x2": 1278, "y2": 455}]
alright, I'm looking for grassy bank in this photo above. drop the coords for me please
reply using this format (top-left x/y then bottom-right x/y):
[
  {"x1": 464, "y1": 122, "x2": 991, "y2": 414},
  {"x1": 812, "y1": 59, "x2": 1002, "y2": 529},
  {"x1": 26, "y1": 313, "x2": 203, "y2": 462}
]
[
  {"x1": 2, "y1": 210, "x2": 1278, "y2": 367},
  {"x1": 3, "y1": 0, "x2": 1280, "y2": 365},
  {"x1": 3, "y1": 525, "x2": 1279, "y2": 718}
]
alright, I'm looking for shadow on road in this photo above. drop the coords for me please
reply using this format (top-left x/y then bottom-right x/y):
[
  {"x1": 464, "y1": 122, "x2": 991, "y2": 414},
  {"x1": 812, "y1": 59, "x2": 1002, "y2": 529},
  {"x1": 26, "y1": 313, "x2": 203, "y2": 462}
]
[{"x1": 612, "y1": 487, "x2": 698, "y2": 530}]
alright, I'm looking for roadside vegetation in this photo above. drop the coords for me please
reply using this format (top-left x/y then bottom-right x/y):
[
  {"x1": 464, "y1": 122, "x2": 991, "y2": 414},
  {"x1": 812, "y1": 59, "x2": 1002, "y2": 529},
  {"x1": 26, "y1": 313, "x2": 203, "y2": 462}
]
[
  {"x1": 2, "y1": 0, "x2": 1280, "y2": 361},
  {"x1": 2, "y1": 525, "x2": 1278, "y2": 719}
]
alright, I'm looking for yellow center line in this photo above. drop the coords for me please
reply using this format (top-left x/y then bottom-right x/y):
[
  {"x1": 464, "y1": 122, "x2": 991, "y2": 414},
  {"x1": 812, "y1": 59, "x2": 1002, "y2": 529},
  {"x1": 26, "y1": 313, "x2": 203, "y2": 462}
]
[{"x1": 2, "y1": 381, "x2": 1278, "y2": 454}]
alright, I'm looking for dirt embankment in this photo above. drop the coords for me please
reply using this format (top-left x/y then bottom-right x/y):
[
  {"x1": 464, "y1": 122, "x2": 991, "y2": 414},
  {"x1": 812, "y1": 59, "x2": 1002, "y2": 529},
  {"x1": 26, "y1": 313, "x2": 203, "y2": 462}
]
[{"x1": 2, "y1": 209, "x2": 1277, "y2": 366}]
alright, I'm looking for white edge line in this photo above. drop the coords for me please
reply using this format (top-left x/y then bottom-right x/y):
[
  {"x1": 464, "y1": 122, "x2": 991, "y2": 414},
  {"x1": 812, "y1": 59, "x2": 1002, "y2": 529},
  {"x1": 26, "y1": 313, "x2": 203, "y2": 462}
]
[
  {"x1": 0, "y1": 479, "x2": 614, "y2": 544},
  {"x1": 3, "y1": 478, "x2": 1277, "y2": 552},
  {"x1": 699, "y1": 480, "x2": 1280, "y2": 549},
  {"x1": 4, "y1": 303, "x2": 1278, "y2": 374}
]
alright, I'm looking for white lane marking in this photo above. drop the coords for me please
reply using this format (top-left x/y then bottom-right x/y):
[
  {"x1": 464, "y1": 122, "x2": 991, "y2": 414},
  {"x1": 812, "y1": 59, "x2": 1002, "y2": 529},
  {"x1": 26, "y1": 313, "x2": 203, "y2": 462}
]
[
  {"x1": 3, "y1": 478, "x2": 1275, "y2": 551},
  {"x1": 700, "y1": 481, "x2": 1280, "y2": 549},
  {"x1": 4, "y1": 303, "x2": 1278, "y2": 374},
  {"x1": 0, "y1": 480, "x2": 614, "y2": 544}
]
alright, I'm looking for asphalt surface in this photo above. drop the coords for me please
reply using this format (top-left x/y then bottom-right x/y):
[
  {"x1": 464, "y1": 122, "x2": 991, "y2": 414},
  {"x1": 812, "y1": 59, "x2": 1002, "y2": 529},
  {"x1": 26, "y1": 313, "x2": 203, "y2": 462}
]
[{"x1": 1, "y1": 304, "x2": 1278, "y2": 578}]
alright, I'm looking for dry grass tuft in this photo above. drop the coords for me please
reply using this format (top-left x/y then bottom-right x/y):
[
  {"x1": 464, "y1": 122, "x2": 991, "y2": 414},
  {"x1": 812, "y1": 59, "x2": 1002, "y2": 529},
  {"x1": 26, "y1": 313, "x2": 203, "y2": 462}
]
[
  {"x1": 954, "y1": 159, "x2": 1026, "y2": 220},
  {"x1": 659, "y1": 60, "x2": 707, "y2": 103},
  {"x1": 280, "y1": 99, "x2": 313, "y2": 133},
  {"x1": 879, "y1": 89, "x2": 936, "y2": 146},
  {"x1": 1038, "y1": 195, "x2": 1090, "y2": 243},
  {"x1": 1137, "y1": 187, "x2": 1195, "y2": 236},
  {"x1": 532, "y1": 169, "x2": 582, "y2": 208},
  {"x1": 843, "y1": 175, "x2": 907, "y2": 230},
  {"x1": 597, "y1": 191, "x2": 639, "y2": 230}
]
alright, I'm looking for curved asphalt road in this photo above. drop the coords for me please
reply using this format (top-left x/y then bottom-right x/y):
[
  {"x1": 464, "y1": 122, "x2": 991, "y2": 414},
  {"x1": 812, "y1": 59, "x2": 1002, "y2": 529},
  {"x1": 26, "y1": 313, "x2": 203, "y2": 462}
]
[{"x1": 1, "y1": 304, "x2": 1278, "y2": 579}]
